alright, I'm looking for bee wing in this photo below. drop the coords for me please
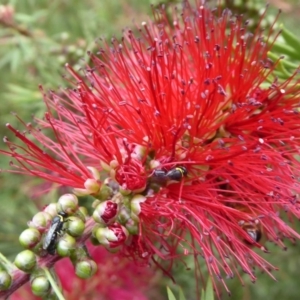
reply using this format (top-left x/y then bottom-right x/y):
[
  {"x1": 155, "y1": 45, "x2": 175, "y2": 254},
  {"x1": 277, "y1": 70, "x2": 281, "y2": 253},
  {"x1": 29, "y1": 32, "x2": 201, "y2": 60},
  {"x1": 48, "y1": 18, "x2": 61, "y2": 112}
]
[{"x1": 42, "y1": 223, "x2": 58, "y2": 250}]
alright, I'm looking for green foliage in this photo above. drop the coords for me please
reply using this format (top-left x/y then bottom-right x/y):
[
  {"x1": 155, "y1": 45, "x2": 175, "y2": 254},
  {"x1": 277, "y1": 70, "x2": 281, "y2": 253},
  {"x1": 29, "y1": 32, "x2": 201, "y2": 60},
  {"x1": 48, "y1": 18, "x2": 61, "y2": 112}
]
[
  {"x1": 167, "y1": 286, "x2": 187, "y2": 300},
  {"x1": 268, "y1": 25, "x2": 300, "y2": 80}
]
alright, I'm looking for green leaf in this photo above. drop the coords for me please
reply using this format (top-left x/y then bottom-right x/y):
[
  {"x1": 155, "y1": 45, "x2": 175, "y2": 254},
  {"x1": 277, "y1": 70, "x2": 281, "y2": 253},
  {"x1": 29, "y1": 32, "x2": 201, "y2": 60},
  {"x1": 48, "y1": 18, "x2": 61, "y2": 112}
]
[
  {"x1": 178, "y1": 287, "x2": 187, "y2": 300},
  {"x1": 280, "y1": 24, "x2": 300, "y2": 50},
  {"x1": 167, "y1": 286, "x2": 177, "y2": 300},
  {"x1": 204, "y1": 278, "x2": 214, "y2": 300}
]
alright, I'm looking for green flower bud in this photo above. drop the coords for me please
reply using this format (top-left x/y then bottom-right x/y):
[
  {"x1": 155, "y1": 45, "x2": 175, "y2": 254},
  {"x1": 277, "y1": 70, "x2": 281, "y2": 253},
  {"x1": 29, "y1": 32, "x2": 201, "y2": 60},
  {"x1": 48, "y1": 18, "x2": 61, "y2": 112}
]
[
  {"x1": 84, "y1": 179, "x2": 100, "y2": 194},
  {"x1": 109, "y1": 159, "x2": 119, "y2": 169},
  {"x1": 130, "y1": 194, "x2": 146, "y2": 223},
  {"x1": 57, "y1": 194, "x2": 78, "y2": 214},
  {"x1": 28, "y1": 212, "x2": 52, "y2": 233},
  {"x1": 119, "y1": 187, "x2": 132, "y2": 195},
  {"x1": 125, "y1": 218, "x2": 139, "y2": 235},
  {"x1": 118, "y1": 206, "x2": 131, "y2": 224},
  {"x1": 87, "y1": 166, "x2": 100, "y2": 180},
  {"x1": 56, "y1": 234, "x2": 76, "y2": 257},
  {"x1": 93, "y1": 201, "x2": 118, "y2": 225},
  {"x1": 98, "y1": 184, "x2": 113, "y2": 201},
  {"x1": 131, "y1": 194, "x2": 146, "y2": 217},
  {"x1": 75, "y1": 259, "x2": 97, "y2": 279},
  {"x1": 100, "y1": 160, "x2": 111, "y2": 171},
  {"x1": 70, "y1": 245, "x2": 90, "y2": 263},
  {"x1": 19, "y1": 228, "x2": 41, "y2": 249},
  {"x1": 0, "y1": 270, "x2": 12, "y2": 290},
  {"x1": 31, "y1": 275, "x2": 50, "y2": 297},
  {"x1": 14, "y1": 250, "x2": 36, "y2": 273},
  {"x1": 77, "y1": 206, "x2": 88, "y2": 220},
  {"x1": 66, "y1": 216, "x2": 85, "y2": 238},
  {"x1": 43, "y1": 203, "x2": 58, "y2": 217},
  {"x1": 92, "y1": 199, "x2": 101, "y2": 209}
]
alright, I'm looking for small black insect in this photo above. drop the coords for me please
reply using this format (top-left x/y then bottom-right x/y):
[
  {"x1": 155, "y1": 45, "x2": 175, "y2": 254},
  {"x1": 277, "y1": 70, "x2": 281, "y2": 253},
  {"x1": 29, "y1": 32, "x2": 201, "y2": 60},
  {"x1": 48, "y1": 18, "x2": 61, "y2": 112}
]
[
  {"x1": 152, "y1": 166, "x2": 187, "y2": 182},
  {"x1": 166, "y1": 166, "x2": 188, "y2": 181},
  {"x1": 43, "y1": 211, "x2": 68, "y2": 255}
]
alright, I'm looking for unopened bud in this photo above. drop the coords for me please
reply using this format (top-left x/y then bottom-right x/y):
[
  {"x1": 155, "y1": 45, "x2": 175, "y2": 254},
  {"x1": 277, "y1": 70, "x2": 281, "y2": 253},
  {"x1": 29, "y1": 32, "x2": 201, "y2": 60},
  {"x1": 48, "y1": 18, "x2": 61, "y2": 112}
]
[
  {"x1": 125, "y1": 218, "x2": 139, "y2": 235},
  {"x1": 28, "y1": 212, "x2": 51, "y2": 233},
  {"x1": 74, "y1": 179, "x2": 101, "y2": 196},
  {"x1": 118, "y1": 206, "x2": 131, "y2": 224},
  {"x1": 131, "y1": 194, "x2": 146, "y2": 221},
  {"x1": 19, "y1": 228, "x2": 41, "y2": 249},
  {"x1": 95, "y1": 223, "x2": 128, "y2": 248},
  {"x1": 57, "y1": 194, "x2": 78, "y2": 214},
  {"x1": 31, "y1": 275, "x2": 50, "y2": 297},
  {"x1": 75, "y1": 259, "x2": 97, "y2": 279},
  {"x1": 43, "y1": 203, "x2": 58, "y2": 217},
  {"x1": 87, "y1": 166, "x2": 100, "y2": 180},
  {"x1": 66, "y1": 216, "x2": 85, "y2": 238},
  {"x1": 98, "y1": 184, "x2": 113, "y2": 200},
  {"x1": 93, "y1": 201, "x2": 118, "y2": 225},
  {"x1": 56, "y1": 234, "x2": 76, "y2": 257},
  {"x1": 77, "y1": 206, "x2": 88, "y2": 221},
  {"x1": 84, "y1": 179, "x2": 101, "y2": 194},
  {"x1": 14, "y1": 250, "x2": 36, "y2": 273},
  {"x1": 0, "y1": 270, "x2": 12, "y2": 290}
]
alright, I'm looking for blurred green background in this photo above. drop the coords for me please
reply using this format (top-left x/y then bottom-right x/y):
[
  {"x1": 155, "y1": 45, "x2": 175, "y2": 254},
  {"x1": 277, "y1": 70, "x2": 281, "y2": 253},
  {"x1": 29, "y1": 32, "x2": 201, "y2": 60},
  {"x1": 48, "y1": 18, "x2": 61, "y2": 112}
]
[{"x1": 0, "y1": 0, "x2": 300, "y2": 299}]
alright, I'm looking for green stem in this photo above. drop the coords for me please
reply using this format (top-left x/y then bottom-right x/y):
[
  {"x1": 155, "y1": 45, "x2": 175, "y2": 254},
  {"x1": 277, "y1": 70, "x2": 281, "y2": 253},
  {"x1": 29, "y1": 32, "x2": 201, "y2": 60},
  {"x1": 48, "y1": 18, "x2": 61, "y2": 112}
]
[
  {"x1": 0, "y1": 252, "x2": 11, "y2": 265},
  {"x1": 43, "y1": 267, "x2": 66, "y2": 300}
]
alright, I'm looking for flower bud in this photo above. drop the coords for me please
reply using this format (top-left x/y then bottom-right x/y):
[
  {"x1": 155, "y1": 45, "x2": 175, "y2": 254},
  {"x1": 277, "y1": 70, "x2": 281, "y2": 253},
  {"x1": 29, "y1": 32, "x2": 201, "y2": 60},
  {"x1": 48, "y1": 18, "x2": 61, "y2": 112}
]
[
  {"x1": 98, "y1": 184, "x2": 113, "y2": 201},
  {"x1": 100, "y1": 160, "x2": 111, "y2": 172},
  {"x1": 66, "y1": 216, "x2": 85, "y2": 237},
  {"x1": 0, "y1": 270, "x2": 12, "y2": 290},
  {"x1": 84, "y1": 178, "x2": 101, "y2": 194},
  {"x1": 119, "y1": 187, "x2": 132, "y2": 195},
  {"x1": 57, "y1": 194, "x2": 78, "y2": 214},
  {"x1": 94, "y1": 223, "x2": 128, "y2": 248},
  {"x1": 87, "y1": 166, "x2": 100, "y2": 180},
  {"x1": 118, "y1": 206, "x2": 131, "y2": 224},
  {"x1": 19, "y1": 228, "x2": 41, "y2": 249},
  {"x1": 74, "y1": 179, "x2": 101, "y2": 196},
  {"x1": 75, "y1": 259, "x2": 97, "y2": 279},
  {"x1": 31, "y1": 275, "x2": 50, "y2": 297},
  {"x1": 125, "y1": 218, "x2": 139, "y2": 235},
  {"x1": 130, "y1": 194, "x2": 146, "y2": 221},
  {"x1": 43, "y1": 203, "x2": 58, "y2": 217},
  {"x1": 93, "y1": 201, "x2": 118, "y2": 225},
  {"x1": 77, "y1": 206, "x2": 88, "y2": 221},
  {"x1": 70, "y1": 245, "x2": 90, "y2": 264},
  {"x1": 14, "y1": 250, "x2": 36, "y2": 273},
  {"x1": 28, "y1": 212, "x2": 52, "y2": 233},
  {"x1": 56, "y1": 234, "x2": 76, "y2": 257}
]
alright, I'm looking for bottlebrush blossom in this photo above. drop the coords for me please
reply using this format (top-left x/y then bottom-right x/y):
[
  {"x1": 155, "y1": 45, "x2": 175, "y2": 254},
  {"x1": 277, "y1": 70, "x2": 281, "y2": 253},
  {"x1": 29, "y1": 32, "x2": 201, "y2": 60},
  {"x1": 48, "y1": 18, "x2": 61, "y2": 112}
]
[{"x1": 2, "y1": 0, "x2": 300, "y2": 297}]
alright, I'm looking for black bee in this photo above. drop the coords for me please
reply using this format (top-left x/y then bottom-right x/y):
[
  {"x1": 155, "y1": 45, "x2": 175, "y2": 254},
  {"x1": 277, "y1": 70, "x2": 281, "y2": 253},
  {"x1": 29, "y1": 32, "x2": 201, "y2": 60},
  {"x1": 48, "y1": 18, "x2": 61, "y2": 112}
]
[
  {"x1": 166, "y1": 166, "x2": 188, "y2": 181},
  {"x1": 43, "y1": 211, "x2": 68, "y2": 255},
  {"x1": 152, "y1": 166, "x2": 187, "y2": 182}
]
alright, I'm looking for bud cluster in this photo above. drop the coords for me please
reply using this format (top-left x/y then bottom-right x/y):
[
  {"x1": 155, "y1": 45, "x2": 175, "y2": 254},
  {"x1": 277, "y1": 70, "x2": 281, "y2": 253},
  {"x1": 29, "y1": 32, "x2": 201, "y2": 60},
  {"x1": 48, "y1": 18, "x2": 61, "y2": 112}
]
[{"x1": 8, "y1": 164, "x2": 153, "y2": 298}]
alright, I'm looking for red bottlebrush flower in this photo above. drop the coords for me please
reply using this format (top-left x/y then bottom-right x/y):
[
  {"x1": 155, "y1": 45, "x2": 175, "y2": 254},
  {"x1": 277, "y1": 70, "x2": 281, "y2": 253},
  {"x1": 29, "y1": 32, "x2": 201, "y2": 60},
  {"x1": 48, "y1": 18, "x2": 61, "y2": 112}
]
[{"x1": 2, "y1": 0, "x2": 300, "y2": 297}]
